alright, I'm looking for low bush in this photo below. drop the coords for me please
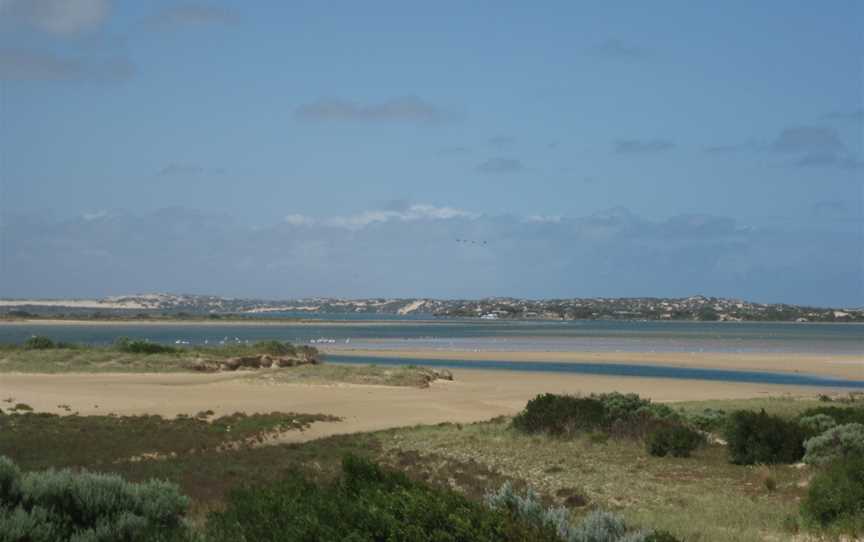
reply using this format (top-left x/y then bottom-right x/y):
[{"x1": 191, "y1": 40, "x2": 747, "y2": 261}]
[
  {"x1": 0, "y1": 455, "x2": 192, "y2": 541},
  {"x1": 114, "y1": 337, "x2": 179, "y2": 355},
  {"x1": 685, "y1": 408, "x2": 728, "y2": 432},
  {"x1": 800, "y1": 406, "x2": 864, "y2": 427},
  {"x1": 512, "y1": 393, "x2": 685, "y2": 440},
  {"x1": 803, "y1": 423, "x2": 864, "y2": 466},
  {"x1": 801, "y1": 456, "x2": 864, "y2": 534},
  {"x1": 646, "y1": 424, "x2": 704, "y2": 458},
  {"x1": 512, "y1": 394, "x2": 606, "y2": 437},
  {"x1": 23, "y1": 336, "x2": 55, "y2": 350},
  {"x1": 725, "y1": 410, "x2": 806, "y2": 465},
  {"x1": 485, "y1": 483, "x2": 676, "y2": 542},
  {"x1": 592, "y1": 393, "x2": 680, "y2": 424},
  {"x1": 253, "y1": 340, "x2": 297, "y2": 356},
  {"x1": 798, "y1": 413, "x2": 837, "y2": 434},
  {"x1": 206, "y1": 455, "x2": 563, "y2": 541},
  {"x1": 639, "y1": 532, "x2": 684, "y2": 542}
]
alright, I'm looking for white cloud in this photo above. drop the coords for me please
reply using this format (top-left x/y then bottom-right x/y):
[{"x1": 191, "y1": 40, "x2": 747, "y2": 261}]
[
  {"x1": 82, "y1": 210, "x2": 109, "y2": 221},
  {"x1": 2, "y1": 0, "x2": 111, "y2": 35},
  {"x1": 282, "y1": 205, "x2": 477, "y2": 230},
  {"x1": 525, "y1": 215, "x2": 563, "y2": 224},
  {"x1": 283, "y1": 214, "x2": 315, "y2": 226},
  {"x1": 324, "y1": 204, "x2": 476, "y2": 230}
]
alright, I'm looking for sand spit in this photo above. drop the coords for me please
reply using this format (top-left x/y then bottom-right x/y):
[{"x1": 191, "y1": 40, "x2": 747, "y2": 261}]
[{"x1": 323, "y1": 348, "x2": 864, "y2": 381}]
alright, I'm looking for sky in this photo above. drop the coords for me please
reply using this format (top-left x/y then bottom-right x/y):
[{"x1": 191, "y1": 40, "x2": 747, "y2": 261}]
[{"x1": 0, "y1": 0, "x2": 862, "y2": 306}]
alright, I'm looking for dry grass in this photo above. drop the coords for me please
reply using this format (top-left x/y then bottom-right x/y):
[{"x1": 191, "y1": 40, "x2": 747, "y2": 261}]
[{"x1": 375, "y1": 417, "x2": 812, "y2": 541}]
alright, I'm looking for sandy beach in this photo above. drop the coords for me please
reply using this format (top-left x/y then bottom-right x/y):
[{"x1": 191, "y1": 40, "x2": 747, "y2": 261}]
[
  {"x1": 2, "y1": 367, "x2": 855, "y2": 444},
  {"x1": 324, "y1": 347, "x2": 864, "y2": 381}
]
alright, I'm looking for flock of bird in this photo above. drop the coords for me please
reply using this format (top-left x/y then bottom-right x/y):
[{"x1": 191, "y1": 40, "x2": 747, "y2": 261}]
[{"x1": 455, "y1": 238, "x2": 488, "y2": 246}]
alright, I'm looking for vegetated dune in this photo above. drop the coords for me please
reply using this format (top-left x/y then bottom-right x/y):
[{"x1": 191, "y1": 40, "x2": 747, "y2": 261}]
[{"x1": 1, "y1": 368, "x2": 851, "y2": 445}]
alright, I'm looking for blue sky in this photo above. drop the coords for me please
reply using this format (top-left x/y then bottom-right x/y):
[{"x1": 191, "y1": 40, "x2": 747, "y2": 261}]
[{"x1": 1, "y1": 1, "x2": 862, "y2": 305}]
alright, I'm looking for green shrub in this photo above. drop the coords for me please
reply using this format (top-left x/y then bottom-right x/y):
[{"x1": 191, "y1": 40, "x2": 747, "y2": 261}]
[
  {"x1": 803, "y1": 423, "x2": 864, "y2": 466},
  {"x1": 114, "y1": 337, "x2": 179, "y2": 355},
  {"x1": 724, "y1": 410, "x2": 806, "y2": 465},
  {"x1": 686, "y1": 408, "x2": 728, "y2": 432},
  {"x1": 512, "y1": 394, "x2": 606, "y2": 436},
  {"x1": 798, "y1": 413, "x2": 837, "y2": 434},
  {"x1": 646, "y1": 424, "x2": 704, "y2": 458},
  {"x1": 512, "y1": 393, "x2": 685, "y2": 440},
  {"x1": 800, "y1": 406, "x2": 864, "y2": 427},
  {"x1": 591, "y1": 393, "x2": 680, "y2": 424},
  {"x1": 206, "y1": 455, "x2": 563, "y2": 542},
  {"x1": 485, "y1": 482, "x2": 571, "y2": 539},
  {"x1": 639, "y1": 531, "x2": 684, "y2": 542},
  {"x1": 801, "y1": 456, "x2": 864, "y2": 533},
  {"x1": 23, "y1": 336, "x2": 55, "y2": 350},
  {"x1": 593, "y1": 393, "x2": 651, "y2": 420},
  {"x1": 0, "y1": 456, "x2": 191, "y2": 541},
  {"x1": 254, "y1": 340, "x2": 297, "y2": 356},
  {"x1": 485, "y1": 483, "x2": 661, "y2": 542}
]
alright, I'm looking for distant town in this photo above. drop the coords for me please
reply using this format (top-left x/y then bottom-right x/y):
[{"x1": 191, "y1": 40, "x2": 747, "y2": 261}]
[{"x1": 0, "y1": 294, "x2": 861, "y2": 323}]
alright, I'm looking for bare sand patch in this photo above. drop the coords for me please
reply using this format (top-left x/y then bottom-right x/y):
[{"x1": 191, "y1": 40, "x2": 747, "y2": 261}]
[{"x1": 1, "y1": 368, "x2": 853, "y2": 445}]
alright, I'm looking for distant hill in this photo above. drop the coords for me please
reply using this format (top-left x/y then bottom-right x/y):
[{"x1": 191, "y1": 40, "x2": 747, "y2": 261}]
[{"x1": 1, "y1": 294, "x2": 862, "y2": 322}]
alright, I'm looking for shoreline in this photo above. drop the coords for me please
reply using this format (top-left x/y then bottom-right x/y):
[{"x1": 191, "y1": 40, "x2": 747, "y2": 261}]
[
  {"x1": 321, "y1": 348, "x2": 864, "y2": 381},
  {"x1": 0, "y1": 318, "x2": 445, "y2": 327},
  {"x1": 1, "y1": 317, "x2": 861, "y2": 327}
]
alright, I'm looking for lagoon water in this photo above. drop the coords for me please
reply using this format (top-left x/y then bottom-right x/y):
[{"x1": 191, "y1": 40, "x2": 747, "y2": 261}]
[
  {"x1": 329, "y1": 354, "x2": 864, "y2": 389},
  {"x1": 1, "y1": 317, "x2": 861, "y2": 387},
  {"x1": 0, "y1": 318, "x2": 860, "y2": 354}
]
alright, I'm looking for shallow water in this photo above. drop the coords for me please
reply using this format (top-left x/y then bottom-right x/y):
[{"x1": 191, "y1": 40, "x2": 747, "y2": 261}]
[
  {"x1": 0, "y1": 318, "x2": 861, "y2": 354},
  {"x1": 329, "y1": 354, "x2": 864, "y2": 389}
]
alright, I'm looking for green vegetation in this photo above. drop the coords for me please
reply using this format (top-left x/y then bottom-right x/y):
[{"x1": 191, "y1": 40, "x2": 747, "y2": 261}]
[
  {"x1": 512, "y1": 393, "x2": 691, "y2": 451},
  {"x1": 251, "y1": 340, "x2": 297, "y2": 356},
  {"x1": 207, "y1": 455, "x2": 563, "y2": 542},
  {"x1": 0, "y1": 336, "x2": 454, "y2": 387},
  {"x1": 803, "y1": 423, "x2": 864, "y2": 466},
  {"x1": 0, "y1": 338, "x2": 320, "y2": 373},
  {"x1": 512, "y1": 392, "x2": 681, "y2": 439},
  {"x1": 512, "y1": 394, "x2": 607, "y2": 437},
  {"x1": 724, "y1": 410, "x2": 806, "y2": 465},
  {"x1": 801, "y1": 405, "x2": 864, "y2": 426},
  {"x1": 0, "y1": 456, "x2": 192, "y2": 541},
  {"x1": 246, "y1": 363, "x2": 453, "y2": 388},
  {"x1": 0, "y1": 410, "x2": 339, "y2": 471},
  {"x1": 114, "y1": 337, "x2": 180, "y2": 354},
  {"x1": 645, "y1": 425, "x2": 703, "y2": 458},
  {"x1": 801, "y1": 456, "x2": 864, "y2": 534},
  {"x1": 1, "y1": 393, "x2": 862, "y2": 540}
]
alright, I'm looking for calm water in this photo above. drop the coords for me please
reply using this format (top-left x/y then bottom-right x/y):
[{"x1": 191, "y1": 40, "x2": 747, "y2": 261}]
[
  {"x1": 1, "y1": 318, "x2": 861, "y2": 387},
  {"x1": 0, "y1": 319, "x2": 860, "y2": 354},
  {"x1": 329, "y1": 354, "x2": 864, "y2": 389}
]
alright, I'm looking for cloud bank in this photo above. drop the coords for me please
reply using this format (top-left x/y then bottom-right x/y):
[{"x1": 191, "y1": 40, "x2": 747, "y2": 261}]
[
  {"x1": 1, "y1": 0, "x2": 110, "y2": 35},
  {"x1": 1, "y1": 206, "x2": 860, "y2": 307}
]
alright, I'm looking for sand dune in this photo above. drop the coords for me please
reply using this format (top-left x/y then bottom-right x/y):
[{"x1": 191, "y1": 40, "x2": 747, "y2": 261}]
[{"x1": 2, "y1": 368, "x2": 853, "y2": 444}]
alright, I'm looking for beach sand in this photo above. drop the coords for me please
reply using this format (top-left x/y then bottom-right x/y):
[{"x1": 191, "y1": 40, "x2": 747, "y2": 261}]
[
  {"x1": 2, "y1": 367, "x2": 856, "y2": 444},
  {"x1": 322, "y1": 348, "x2": 864, "y2": 380}
]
